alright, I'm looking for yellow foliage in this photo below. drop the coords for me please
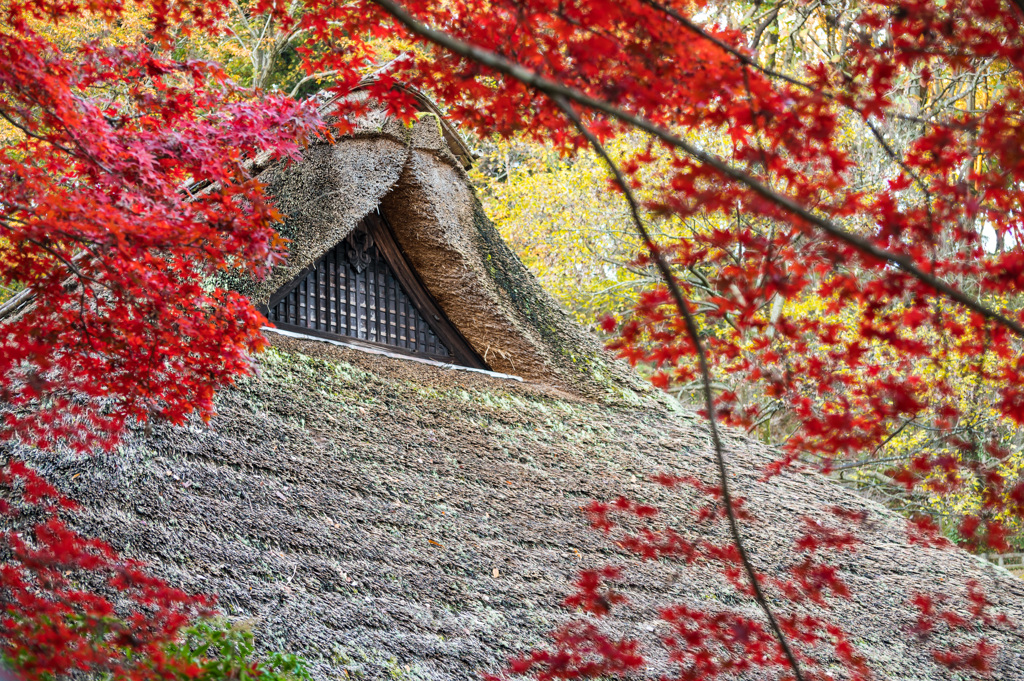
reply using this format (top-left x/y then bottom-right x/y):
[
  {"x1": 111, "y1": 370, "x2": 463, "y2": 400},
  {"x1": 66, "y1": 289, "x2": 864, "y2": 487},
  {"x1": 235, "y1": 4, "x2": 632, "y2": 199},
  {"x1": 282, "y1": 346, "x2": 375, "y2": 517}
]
[{"x1": 474, "y1": 133, "x2": 711, "y2": 329}]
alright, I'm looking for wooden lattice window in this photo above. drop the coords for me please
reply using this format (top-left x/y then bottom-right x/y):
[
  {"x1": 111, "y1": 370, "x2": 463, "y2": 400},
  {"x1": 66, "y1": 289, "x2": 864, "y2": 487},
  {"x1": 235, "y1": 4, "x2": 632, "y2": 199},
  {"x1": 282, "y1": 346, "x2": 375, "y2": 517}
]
[{"x1": 264, "y1": 212, "x2": 486, "y2": 368}]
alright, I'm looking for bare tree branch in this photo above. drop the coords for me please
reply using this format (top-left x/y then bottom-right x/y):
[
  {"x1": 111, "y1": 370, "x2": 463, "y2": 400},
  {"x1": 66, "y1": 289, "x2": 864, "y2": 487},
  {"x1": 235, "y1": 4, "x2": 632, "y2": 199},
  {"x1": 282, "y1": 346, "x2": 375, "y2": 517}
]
[
  {"x1": 640, "y1": 0, "x2": 941, "y2": 126},
  {"x1": 290, "y1": 70, "x2": 340, "y2": 98},
  {"x1": 750, "y1": 5, "x2": 781, "y2": 51}
]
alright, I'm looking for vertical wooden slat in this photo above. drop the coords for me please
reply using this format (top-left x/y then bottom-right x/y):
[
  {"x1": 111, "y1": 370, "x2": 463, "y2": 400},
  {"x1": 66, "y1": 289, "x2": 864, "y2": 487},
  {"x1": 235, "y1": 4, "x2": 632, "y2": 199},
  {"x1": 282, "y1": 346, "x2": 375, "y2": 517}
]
[
  {"x1": 409, "y1": 308, "x2": 417, "y2": 352},
  {"x1": 317, "y1": 262, "x2": 324, "y2": 331},
  {"x1": 371, "y1": 251, "x2": 379, "y2": 343},
  {"x1": 357, "y1": 259, "x2": 367, "y2": 339},
  {"x1": 401, "y1": 294, "x2": 411, "y2": 349},
  {"x1": 329, "y1": 247, "x2": 337, "y2": 334},
  {"x1": 383, "y1": 269, "x2": 390, "y2": 344},
  {"x1": 412, "y1": 308, "x2": 420, "y2": 352},
  {"x1": 341, "y1": 256, "x2": 348, "y2": 336},
  {"x1": 338, "y1": 246, "x2": 346, "y2": 336},
  {"x1": 335, "y1": 246, "x2": 342, "y2": 334},
  {"x1": 364, "y1": 262, "x2": 372, "y2": 340},
  {"x1": 415, "y1": 303, "x2": 423, "y2": 352},
  {"x1": 370, "y1": 254, "x2": 377, "y2": 342},
  {"x1": 362, "y1": 255, "x2": 370, "y2": 341},
  {"x1": 388, "y1": 271, "x2": 397, "y2": 344},
  {"x1": 349, "y1": 255, "x2": 356, "y2": 337},
  {"x1": 310, "y1": 273, "x2": 315, "y2": 330},
  {"x1": 368, "y1": 253, "x2": 377, "y2": 343},
  {"x1": 312, "y1": 271, "x2": 318, "y2": 330},
  {"x1": 395, "y1": 267, "x2": 404, "y2": 347},
  {"x1": 325, "y1": 249, "x2": 332, "y2": 333},
  {"x1": 410, "y1": 297, "x2": 418, "y2": 350},
  {"x1": 344, "y1": 249, "x2": 353, "y2": 336},
  {"x1": 317, "y1": 266, "x2": 323, "y2": 331},
  {"x1": 350, "y1": 259, "x2": 357, "y2": 338},
  {"x1": 307, "y1": 269, "x2": 312, "y2": 329},
  {"x1": 306, "y1": 273, "x2": 314, "y2": 329},
  {"x1": 375, "y1": 249, "x2": 385, "y2": 344},
  {"x1": 307, "y1": 273, "x2": 314, "y2": 329},
  {"x1": 321, "y1": 261, "x2": 329, "y2": 332}
]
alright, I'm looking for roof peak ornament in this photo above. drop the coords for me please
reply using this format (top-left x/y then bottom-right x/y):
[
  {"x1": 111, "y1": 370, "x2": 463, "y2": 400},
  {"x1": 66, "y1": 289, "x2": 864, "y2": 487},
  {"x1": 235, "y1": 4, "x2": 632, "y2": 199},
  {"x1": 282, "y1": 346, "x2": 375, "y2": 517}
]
[{"x1": 345, "y1": 222, "x2": 375, "y2": 274}]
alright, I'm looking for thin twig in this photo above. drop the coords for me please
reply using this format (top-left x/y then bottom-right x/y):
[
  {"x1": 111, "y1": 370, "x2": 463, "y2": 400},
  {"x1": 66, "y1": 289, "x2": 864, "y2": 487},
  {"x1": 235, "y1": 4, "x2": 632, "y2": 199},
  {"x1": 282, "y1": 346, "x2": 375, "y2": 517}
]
[
  {"x1": 829, "y1": 454, "x2": 916, "y2": 472},
  {"x1": 0, "y1": 288, "x2": 34, "y2": 319},
  {"x1": 554, "y1": 95, "x2": 807, "y2": 681},
  {"x1": 750, "y1": 6, "x2": 780, "y2": 51}
]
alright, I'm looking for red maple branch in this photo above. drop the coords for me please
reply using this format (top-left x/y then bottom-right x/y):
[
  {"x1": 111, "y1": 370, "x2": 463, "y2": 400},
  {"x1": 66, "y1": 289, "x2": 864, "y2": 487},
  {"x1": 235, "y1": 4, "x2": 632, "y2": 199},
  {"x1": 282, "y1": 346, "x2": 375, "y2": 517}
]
[
  {"x1": 368, "y1": 0, "x2": 1024, "y2": 340},
  {"x1": 554, "y1": 95, "x2": 807, "y2": 681}
]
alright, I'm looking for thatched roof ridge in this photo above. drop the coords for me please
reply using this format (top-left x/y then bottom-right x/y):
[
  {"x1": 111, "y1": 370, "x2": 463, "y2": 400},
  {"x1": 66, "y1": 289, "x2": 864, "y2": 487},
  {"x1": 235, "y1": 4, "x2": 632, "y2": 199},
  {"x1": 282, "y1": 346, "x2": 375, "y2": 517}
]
[{"x1": 13, "y1": 336, "x2": 1024, "y2": 680}]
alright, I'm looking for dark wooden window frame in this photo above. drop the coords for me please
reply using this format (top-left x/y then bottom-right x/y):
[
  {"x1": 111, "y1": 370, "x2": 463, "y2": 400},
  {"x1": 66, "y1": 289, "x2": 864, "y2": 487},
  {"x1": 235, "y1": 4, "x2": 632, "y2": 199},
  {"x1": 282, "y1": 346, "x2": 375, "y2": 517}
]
[{"x1": 261, "y1": 211, "x2": 488, "y2": 369}]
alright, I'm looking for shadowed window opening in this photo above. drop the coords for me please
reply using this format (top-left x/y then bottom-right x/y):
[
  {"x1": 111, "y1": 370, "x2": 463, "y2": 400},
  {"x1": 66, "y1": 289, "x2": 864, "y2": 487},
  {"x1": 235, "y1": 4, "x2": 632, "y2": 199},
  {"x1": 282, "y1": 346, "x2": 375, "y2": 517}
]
[{"x1": 265, "y1": 212, "x2": 486, "y2": 368}]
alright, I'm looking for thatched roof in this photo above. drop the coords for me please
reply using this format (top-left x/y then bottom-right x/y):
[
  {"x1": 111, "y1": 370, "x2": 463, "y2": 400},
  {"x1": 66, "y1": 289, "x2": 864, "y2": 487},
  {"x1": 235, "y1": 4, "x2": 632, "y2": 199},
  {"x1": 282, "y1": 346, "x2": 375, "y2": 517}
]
[
  {"x1": 13, "y1": 334, "x2": 1024, "y2": 680},
  {"x1": 227, "y1": 88, "x2": 643, "y2": 398}
]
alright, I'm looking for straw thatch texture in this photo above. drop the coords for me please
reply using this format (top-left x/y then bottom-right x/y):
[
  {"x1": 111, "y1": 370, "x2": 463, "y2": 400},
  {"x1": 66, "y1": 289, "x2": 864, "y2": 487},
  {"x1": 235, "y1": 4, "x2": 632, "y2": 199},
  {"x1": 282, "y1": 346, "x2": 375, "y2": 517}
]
[{"x1": 13, "y1": 334, "x2": 1024, "y2": 681}]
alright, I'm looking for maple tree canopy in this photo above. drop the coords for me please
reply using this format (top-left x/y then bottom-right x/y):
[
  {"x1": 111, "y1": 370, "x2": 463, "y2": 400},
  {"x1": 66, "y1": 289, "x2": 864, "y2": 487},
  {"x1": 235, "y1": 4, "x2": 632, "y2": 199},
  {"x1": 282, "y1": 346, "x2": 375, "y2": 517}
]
[{"x1": 4, "y1": 0, "x2": 1024, "y2": 680}]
